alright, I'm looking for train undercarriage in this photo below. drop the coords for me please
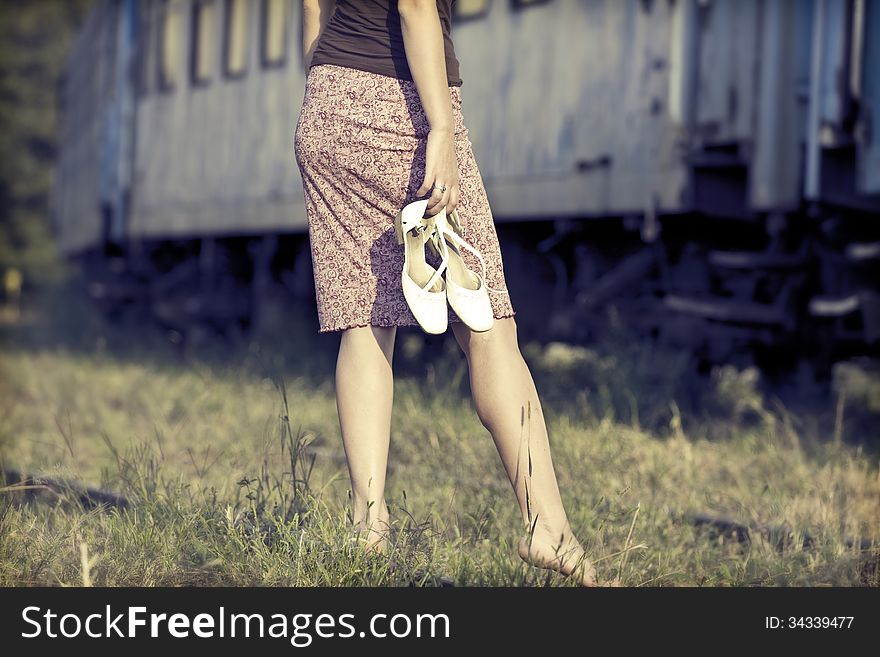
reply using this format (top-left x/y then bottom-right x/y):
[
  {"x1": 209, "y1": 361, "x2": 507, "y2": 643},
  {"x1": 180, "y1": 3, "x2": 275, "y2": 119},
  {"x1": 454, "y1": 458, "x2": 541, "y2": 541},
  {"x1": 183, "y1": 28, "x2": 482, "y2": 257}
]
[{"x1": 76, "y1": 199, "x2": 880, "y2": 377}]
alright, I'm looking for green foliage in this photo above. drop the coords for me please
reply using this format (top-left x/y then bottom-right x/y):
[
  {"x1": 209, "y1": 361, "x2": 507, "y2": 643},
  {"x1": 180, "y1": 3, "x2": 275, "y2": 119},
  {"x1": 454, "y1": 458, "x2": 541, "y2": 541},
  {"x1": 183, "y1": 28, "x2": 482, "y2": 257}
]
[{"x1": 0, "y1": 0, "x2": 94, "y2": 287}]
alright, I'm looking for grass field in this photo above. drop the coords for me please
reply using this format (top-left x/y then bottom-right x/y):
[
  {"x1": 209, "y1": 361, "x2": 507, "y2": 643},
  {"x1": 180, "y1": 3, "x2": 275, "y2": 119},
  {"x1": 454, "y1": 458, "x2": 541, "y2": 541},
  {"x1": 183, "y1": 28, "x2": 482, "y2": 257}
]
[{"x1": 1, "y1": 287, "x2": 878, "y2": 587}]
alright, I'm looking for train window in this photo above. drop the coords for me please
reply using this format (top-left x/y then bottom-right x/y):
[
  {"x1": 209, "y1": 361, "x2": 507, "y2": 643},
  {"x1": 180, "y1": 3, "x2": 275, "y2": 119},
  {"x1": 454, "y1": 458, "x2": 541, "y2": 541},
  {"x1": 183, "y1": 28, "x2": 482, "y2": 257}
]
[
  {"x1": 260, "y1": 0, "x2": 288, "y2": 68},
  {"x1": 190, "y1": 0, "x2": 216, "y2": 86},
  {"x1": 223, "y1": 0, "x2": 248, "y2": 77},
  {"x1": 454, "y1": 0, "x2": 491, "y2": 21},
  {"x1": 157, "y1": 0, "x2": 180, "y2": 91}
]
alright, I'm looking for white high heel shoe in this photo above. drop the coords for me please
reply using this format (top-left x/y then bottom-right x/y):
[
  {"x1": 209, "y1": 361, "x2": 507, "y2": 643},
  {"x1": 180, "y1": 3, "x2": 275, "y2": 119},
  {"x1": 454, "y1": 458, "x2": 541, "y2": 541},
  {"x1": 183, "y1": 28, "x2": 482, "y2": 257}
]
[
  {"x1": 394, "y1": 199, "x2": 450, "y2": 334},
  {"x1": 433, "y1": 207, "x2": 510, "y2": 332}
]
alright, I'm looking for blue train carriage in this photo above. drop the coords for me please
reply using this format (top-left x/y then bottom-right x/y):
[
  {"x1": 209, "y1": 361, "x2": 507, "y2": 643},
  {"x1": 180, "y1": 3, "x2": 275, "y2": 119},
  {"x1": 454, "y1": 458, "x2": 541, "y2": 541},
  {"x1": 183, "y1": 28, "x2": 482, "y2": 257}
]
[{"x1": 50, "y1": 0, "x2": 880, "y2": 363}]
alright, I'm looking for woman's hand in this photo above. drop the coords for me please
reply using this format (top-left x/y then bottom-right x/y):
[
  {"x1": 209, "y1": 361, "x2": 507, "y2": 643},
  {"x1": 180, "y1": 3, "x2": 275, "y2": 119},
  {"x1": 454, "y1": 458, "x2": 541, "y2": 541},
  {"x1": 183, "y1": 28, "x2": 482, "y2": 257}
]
[{"x1": 417, "y1": 125, "x2": 460, "y2": 216}]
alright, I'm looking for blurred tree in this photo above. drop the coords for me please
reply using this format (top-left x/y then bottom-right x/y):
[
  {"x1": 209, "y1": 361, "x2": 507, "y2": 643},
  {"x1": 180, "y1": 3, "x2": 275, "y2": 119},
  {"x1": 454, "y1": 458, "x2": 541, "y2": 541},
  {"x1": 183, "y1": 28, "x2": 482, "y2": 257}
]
[{"x1": 0, "y1": 0, "x2": 94, "y2": 294}]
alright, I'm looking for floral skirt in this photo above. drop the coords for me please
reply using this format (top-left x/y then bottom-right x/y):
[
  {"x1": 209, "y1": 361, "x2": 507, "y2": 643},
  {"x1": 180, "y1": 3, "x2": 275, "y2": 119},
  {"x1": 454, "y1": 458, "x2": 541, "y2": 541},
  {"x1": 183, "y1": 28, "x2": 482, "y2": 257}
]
[{"x1": 293, "y1": 63, "x2": 515, "y2": 333}]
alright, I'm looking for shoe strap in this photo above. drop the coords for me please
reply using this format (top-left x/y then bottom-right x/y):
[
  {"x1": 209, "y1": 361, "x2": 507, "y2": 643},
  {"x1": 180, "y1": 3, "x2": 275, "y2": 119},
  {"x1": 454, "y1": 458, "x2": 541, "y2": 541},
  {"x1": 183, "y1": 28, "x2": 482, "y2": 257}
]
[
  {"x1": 423, "y1": 226, "x2": 449, "y2": 293},
  {"x1": 401, "y1": 201, "x2": 441, "y2": 257},
  {"x1": 400, "y1": 199, "x2": 430, "y2": 234},
  {"x1": 401, "y1": 200, "x2": 449, "y2": 292},
  {"x1": 436, "y1": 208, "x2": 511, "y2": 295}
]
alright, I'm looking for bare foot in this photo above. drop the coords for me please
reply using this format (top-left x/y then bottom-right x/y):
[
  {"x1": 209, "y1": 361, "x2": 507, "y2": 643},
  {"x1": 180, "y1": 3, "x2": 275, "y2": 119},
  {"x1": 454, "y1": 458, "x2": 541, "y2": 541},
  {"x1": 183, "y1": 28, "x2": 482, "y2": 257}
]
[
  {"x1": 361, "y1": 525, "x2": 390, "y2": 555},
  {"x1": 351, "y1": 526, "x2": 390, "y2": 556},
  {"x1": 353, "y1": 505, "x2": 391, "y2": 556},
  {"x1": 518, "y1": 533, "x2": 604, "y2": 587}
]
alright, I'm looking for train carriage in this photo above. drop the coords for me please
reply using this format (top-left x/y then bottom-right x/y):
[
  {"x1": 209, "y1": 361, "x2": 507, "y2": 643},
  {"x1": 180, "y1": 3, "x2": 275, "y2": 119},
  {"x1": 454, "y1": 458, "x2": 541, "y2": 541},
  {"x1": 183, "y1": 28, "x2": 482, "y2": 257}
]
[{"x1": 51, "y1": 0, "x2": 880, "y2": 364}]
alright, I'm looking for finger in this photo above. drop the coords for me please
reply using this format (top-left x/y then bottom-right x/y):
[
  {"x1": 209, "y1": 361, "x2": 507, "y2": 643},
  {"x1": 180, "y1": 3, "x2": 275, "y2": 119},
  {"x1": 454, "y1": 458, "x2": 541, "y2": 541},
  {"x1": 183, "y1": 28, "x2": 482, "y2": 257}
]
[
  {"x1": 416, "y1": 170, "x2": 434, "y2": 197},
  {"x1": 435, "y1": 184, "x2": 456, "y2": 217},
  {"x1": 431, "y1": 187, "x2": 452, "y2": 216},
  {"x1": 447, "y1": 185, "x2": 460, "y2": 214},
  {"x1": 442, "y1": 187, "x2": 453, "y2": 214},
  {"x1": 425, "y1": 184, "x2": 446, "y2": 214}
]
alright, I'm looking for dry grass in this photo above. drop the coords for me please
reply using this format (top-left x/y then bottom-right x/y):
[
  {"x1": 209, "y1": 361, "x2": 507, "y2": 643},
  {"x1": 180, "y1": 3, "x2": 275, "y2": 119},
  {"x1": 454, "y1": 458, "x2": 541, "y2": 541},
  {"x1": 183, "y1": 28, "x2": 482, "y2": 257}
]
[{"x1": 1, "y1": 295, "x2": 877, "y2": 587}]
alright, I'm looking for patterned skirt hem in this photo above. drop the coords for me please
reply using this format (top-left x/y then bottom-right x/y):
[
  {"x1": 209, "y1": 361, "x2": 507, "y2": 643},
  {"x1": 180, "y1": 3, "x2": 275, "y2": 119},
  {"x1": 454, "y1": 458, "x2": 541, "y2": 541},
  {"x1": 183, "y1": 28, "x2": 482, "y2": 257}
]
[{"x1": 317, "y1": 310, "x2": 517, "y2": 334}]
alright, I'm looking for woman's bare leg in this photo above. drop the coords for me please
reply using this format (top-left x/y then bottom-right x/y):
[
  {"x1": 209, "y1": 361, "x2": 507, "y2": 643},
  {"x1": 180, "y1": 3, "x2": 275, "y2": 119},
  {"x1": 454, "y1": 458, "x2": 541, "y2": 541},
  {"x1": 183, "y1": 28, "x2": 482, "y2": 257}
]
[
  {"x1": 451, "y1": 316, "x2": 599, "y2": 586},
  {"x1": 335, "y1": 325, "x2": 396, "y2": 553}
]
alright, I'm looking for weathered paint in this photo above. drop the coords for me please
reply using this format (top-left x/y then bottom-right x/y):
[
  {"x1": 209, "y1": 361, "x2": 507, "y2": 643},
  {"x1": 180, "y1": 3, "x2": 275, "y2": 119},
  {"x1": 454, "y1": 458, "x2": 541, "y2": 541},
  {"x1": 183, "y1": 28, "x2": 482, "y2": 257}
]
[
  {"x1": 51, "y1": 4, "x2": 116, "y2": 254},
  {"x1": 129, "y1": 0, "x2": 308, "y2": 239},
  {"x1": 749, "y1": 0, "x2": 812, "y2": 210},
  {"x1": 51, "y1": 0, "x2": 880, "y2": 256},
  {"x1": 693, "y1": 0, "x2": 760, "y2": 144}
]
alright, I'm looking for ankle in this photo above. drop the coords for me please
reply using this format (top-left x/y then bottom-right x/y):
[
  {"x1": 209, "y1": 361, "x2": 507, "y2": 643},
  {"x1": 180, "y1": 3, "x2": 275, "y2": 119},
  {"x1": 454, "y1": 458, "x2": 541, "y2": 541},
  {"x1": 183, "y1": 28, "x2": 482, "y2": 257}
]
[
  {"x1": 523, "y1": 517, "x2": 576, "y2": 544},
  {"x1": 352, "y1": 498, "x2": 390, "y2": 528}
]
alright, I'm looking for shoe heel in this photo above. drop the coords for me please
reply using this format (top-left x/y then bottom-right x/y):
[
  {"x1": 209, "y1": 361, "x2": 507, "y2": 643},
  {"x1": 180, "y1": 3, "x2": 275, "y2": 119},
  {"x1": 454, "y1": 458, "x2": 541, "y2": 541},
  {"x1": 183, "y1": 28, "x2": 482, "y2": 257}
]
[{"x1": 393, "y1": 211, "x2": 405, "y2": 245}]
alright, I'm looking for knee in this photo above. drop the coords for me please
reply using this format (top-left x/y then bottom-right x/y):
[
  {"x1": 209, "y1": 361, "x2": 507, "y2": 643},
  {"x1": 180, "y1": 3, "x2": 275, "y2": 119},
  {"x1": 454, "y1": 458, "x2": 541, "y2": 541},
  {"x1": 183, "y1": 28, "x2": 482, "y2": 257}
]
[
  {"x1": 456, "y1": 315, "x2": 519, "y2": 360},
  {"x1": 472, "y1": 316, "x2": 518, "y2": 351}
]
